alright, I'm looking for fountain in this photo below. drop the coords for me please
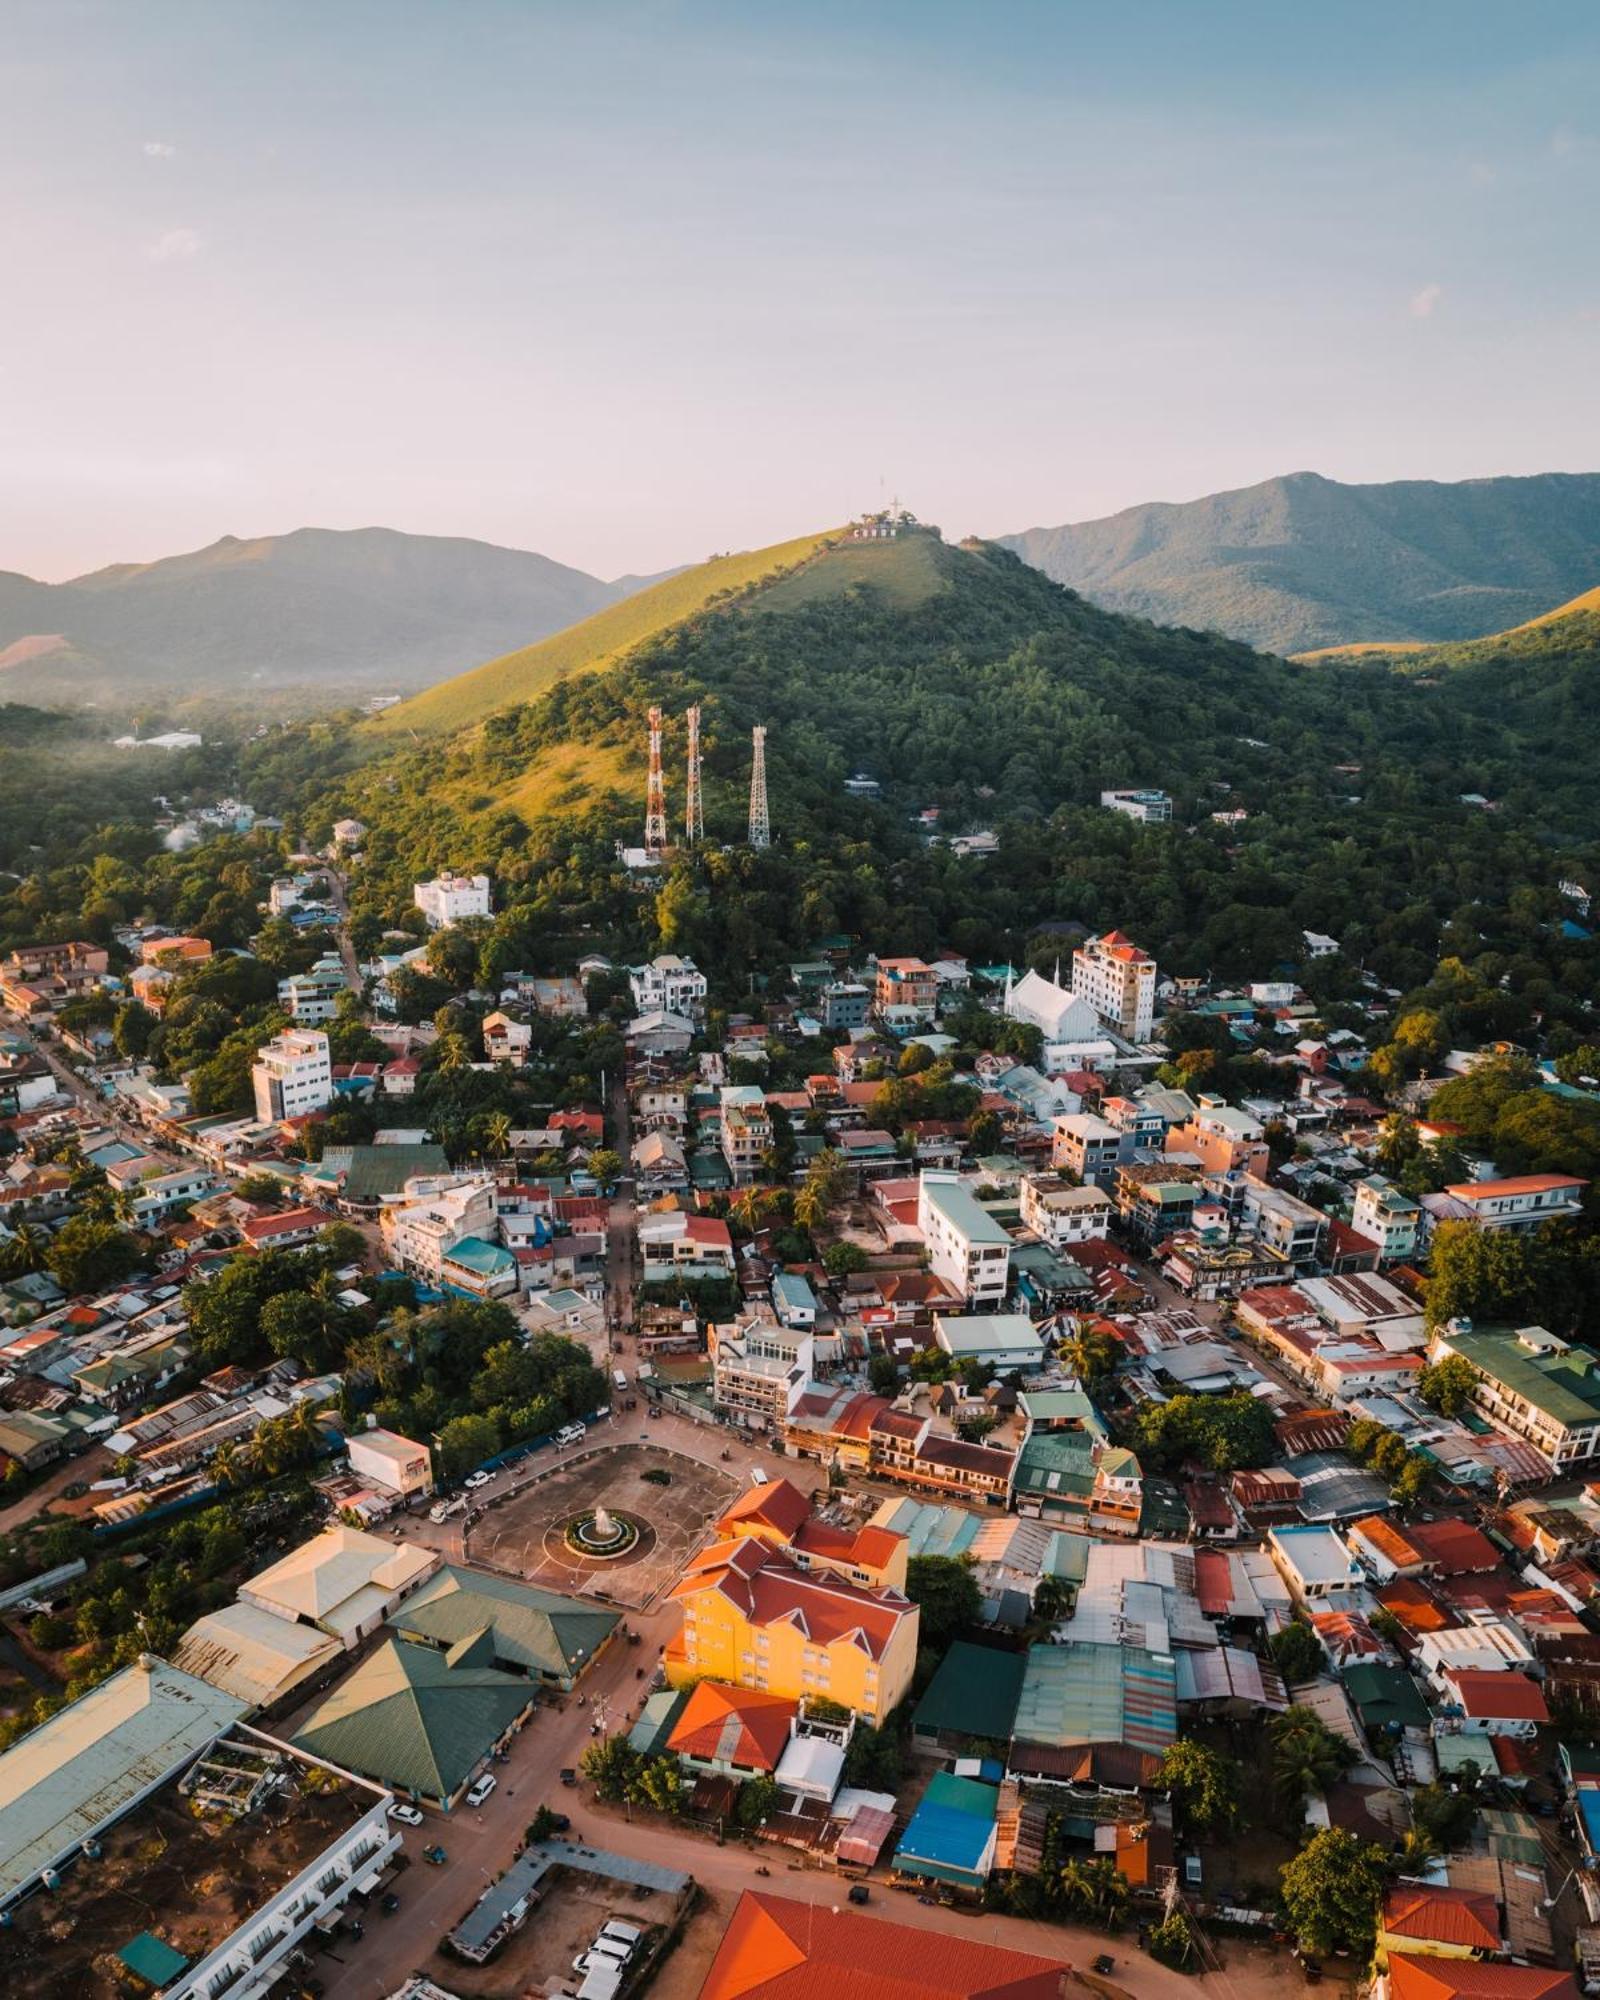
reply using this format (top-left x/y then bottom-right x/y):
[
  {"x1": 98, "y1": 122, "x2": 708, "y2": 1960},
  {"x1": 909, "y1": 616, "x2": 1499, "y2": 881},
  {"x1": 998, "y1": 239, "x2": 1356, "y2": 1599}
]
[{"x1": 564, "y1": 1501, "x2": 639, "y2": 1559}]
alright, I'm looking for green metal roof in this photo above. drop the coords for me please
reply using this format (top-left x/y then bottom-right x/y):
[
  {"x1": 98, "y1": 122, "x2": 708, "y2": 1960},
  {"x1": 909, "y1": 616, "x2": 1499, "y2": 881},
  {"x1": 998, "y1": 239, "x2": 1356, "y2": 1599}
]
[
  {"x1": 292, "y1": 1636, "x2": 534, "y2": 1801},
  {"x1": 118, "y1": 1931, "x2": 190, "y2": 1985},
  {"x1": 1341, "y1": 1661, "x2": 1430, "y2": 1733},
  {"x1": 913, "y1": 1642, "x2": 1025, "y2": 1742},
  {"x1": 1445, "y1": 1330, "x2": 1600, "y2": 1430},
  {"x1": 323, "y1": 1142, "x2": 448, "y2": 1202},
  {"x1": 389, "y1": 1566, "x2": 619, "y2": 1680}
]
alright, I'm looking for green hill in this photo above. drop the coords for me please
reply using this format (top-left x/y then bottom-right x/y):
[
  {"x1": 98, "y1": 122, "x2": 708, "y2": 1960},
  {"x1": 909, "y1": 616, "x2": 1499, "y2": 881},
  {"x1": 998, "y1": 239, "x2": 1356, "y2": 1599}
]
[
  {"x1": 999, "y1": 469, "x2": 1600, "y2": 655},
  {"x1": 371, "y1": 527, "x2": 843, "y2": 738}
]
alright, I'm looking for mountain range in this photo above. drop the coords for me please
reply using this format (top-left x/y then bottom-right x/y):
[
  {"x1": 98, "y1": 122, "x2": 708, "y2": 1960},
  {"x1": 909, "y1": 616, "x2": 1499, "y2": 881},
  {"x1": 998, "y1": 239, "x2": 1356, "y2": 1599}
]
[
  {"x1": 0, "y1": 527, "x2": 665, "y2": 710},
  {"x1": 999, "y1": 470, "x2": 1600, "y2": 656}
]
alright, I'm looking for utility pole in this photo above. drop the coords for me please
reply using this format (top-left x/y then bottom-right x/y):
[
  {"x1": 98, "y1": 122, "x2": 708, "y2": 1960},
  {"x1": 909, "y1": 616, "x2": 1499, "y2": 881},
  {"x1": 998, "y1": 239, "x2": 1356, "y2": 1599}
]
[
  {"x1": 644, "y1": 707, "x2": 668, "y2": 853},
  {"x1": 684, "y1": 704, "x2": 704, "y2": 847},
  {"x1": 747, "y1": 724, "x2": 769, "y2": 850}
]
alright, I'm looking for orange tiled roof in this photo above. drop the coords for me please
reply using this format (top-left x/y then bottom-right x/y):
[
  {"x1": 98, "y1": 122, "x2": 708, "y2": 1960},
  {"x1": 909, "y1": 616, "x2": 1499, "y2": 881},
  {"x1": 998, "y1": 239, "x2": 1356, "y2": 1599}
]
[
  {"x1": 1446, "y1": 1173, "x2": 1585, "y2": 1200},
  {"x1": 793, "y1": 1518, "x2": 905, "y2": 1572},
  {"x1": 1387, "y1": 1953, "x2": 1577, "y2": 2000},
  {"x1": 667, "y1": 1682, "x2": 797, "y2": 1773},
  {"x1": 697, "y1": 1891, "x2": 1066, "y2": 2000},
  {"x1": 673, "y1": 1538, "x2": 911, "y2": 1660},
  {"x1": 717, "y1": 1478, "x2": 812, "y2": 1543}
]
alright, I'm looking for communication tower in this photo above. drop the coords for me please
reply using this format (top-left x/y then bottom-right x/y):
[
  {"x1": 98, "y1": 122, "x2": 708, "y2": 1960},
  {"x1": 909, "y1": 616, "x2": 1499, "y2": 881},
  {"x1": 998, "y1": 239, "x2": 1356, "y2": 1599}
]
[
  {"x1": 644, "y1": 706, "x2": 668, "y2": 852},
  {"x1": 748, "y1": 724, "x2": 770, "y2": 849},
  {"x1": 684, "y1": 704, "x2": 704, "y2": 847}
]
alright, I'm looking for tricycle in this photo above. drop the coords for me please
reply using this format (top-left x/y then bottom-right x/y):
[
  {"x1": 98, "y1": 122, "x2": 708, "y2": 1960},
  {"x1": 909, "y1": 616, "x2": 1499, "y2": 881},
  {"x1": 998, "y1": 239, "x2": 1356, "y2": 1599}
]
[{"x1": 423, "y1": 1844, "x2": 448, "y2": 1865}]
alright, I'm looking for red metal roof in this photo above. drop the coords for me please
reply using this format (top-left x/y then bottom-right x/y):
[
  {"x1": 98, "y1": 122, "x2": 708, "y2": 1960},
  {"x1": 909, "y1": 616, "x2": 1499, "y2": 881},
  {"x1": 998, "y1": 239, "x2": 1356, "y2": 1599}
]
[
  {"x1": 698, "y1": 1891, "x2": 1066, "y2": 2000},
  {"x1": 1383, "y1": 1883, "x2": 1502, "y2": 1953}
]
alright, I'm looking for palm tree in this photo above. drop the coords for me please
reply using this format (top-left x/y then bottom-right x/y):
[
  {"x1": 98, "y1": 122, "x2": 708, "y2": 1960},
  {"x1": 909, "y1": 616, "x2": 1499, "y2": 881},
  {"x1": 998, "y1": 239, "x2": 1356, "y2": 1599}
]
[
  {"x1": 484, "y1": 1110, "x2": 513, "y2": 1162},
  {"x1": 0, "y1": 1223, "x2": 51, "y2": 1278},
  {"x1": 1270, "y1": 1705, "x2": 1351, "y2": 1810},
  {"x1": 1083, "y1": 1857, "x2": 1130, "y2": 1928},
  {"x1": 1057, "y1": 1857, "x2": 1096, "y2": 1918},
  {"x1": 210, "y1": 1443, "x2": 248, "y2": 1490},
  {"x1": 1396, "y1": 1827, "x2": 1438, "y2": 1874}
]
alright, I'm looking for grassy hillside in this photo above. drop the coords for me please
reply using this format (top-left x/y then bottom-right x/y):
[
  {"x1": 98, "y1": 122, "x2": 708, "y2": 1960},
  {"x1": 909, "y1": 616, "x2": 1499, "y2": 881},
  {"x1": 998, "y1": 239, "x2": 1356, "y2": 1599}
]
[
  {"x1": 373, "y1": 527, "x2": 844, "y2": 739},
  {"x1": 999, "y1": 469, "x2": 1600, "y2": 655}
]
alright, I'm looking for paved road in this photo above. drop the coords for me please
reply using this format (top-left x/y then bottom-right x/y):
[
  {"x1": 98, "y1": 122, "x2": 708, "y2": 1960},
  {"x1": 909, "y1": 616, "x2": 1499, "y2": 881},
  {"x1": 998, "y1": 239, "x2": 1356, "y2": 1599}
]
[{"x1": 325, "y1": 864, "x2": 363, "y2": 993}]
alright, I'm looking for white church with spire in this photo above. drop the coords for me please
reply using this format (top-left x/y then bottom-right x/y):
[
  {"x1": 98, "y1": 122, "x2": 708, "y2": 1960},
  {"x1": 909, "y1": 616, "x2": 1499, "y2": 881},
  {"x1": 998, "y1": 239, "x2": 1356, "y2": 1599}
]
[{"x1": 1003, "y1": 961, "x2": 1100, "y2": 1045}]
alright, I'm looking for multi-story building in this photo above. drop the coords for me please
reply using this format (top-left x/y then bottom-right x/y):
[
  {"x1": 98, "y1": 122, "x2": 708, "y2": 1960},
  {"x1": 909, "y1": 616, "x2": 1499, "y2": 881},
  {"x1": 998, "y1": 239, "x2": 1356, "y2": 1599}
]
[
  {"x1": 346, "y1": 1427, "x2": 433, "y2": 1501},
  {"x1": 413, "y1": 872, "x2": 492, "y2": 929},
  {"x1": 666, "y1": 1535, "x2": 919, "y2": 1720},
  {"x1": 712, "y1": 1316, "x2": 814, "y2": 1425},
  {"x1": 379, "y1": 1173, "x2": 499, "y2": 1287},
  {"x1": 481, "y1": 1010, "x2": 533, "y2": 1067},
  {"x1": 629, "y1": 954, "x2": 708, "y2": 1021},
  {"x1": 277, "y1": 955, "x2": 347, "y2": 1024},
  {"x1": 1351, "y1": 1175, "x2": 1422, "y2": 1262},
  {"x1": 1166, "y1": 1095, "x2": 1269, "y2": 1179},
  {"x1": 1050, "y1": 1113, "x2": 1125, "y2": 1189},
  {"x1": 873, "y1": 957, "x2": 939, "y2": 1026},
  {"x1": 918, "y1": 1171, "x2": 1011, "y2": 1309},
  {"x1": 1435, "y1": 1173, "x2": 1587, "y2": 1235},
  {"x1": 1236, "y1": 1178, "x2": 1326, "y2": 1270},
  {"x1": 1427, "y1": 1322, "x2": 1600, "y2": 1471},
  {"x1": 1071, "y1": 930, "x2": 1156, "y2": 1042},
  {"x1": 251, "y1": 1027, "x2": 333, "y2": 1123},
  {"x1": 639, "y1": 1209, "x2": 737, "y2": 1280},
  {"x1": 1100, "y1": 787, "x2": 1173, "y2": 824},
  {"x1": 720, "y1": 1083, "x2": 772, "y2": 1185},
  {"x1": 1018, "y1": 1173, "x2": 1114, "y2": 1247},
  {"x1": 0, "y1": 940, "x2": 109, "y2": 1014},
  {"x1": 820, "y1": 980, "x2": 871, "y2": 1030}
]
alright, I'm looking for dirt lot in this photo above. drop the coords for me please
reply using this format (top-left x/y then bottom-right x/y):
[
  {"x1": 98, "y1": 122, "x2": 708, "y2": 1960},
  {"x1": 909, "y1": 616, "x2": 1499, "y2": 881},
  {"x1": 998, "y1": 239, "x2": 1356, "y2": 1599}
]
[
  {"x1": 467, "y1": 1443, "x2": 740, "y2": 1610},
  {"x1": 431, "y1": 1868, "x2": 679, "y2": 1999}
]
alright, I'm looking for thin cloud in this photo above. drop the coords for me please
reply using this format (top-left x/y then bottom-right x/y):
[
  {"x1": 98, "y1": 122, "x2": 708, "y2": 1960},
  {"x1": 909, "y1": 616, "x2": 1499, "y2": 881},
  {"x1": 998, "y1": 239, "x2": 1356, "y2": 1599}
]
[
  {"x1": 1409, "y1": 283, "x2": 1443, "y2": 320},
  {"x1": 147, "y1": 226, "x2": 202, "y2": 263},
  {"x1": 142, "y1": 139, "x2": 176, "y2": 159}
]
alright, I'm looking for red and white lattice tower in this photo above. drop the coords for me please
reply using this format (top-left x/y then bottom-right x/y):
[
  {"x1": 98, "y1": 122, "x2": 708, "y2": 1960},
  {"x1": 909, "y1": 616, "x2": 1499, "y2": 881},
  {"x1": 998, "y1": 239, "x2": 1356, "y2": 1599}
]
[
  {"x1": 747, "y1": 724, "x2": 770, "y2": 849},
  {"x1": 644, "y1": 706, "x2": 669, "y2": 852},
  {"x1": 684, "y1": 704, "x2": 704, "y2": 847}
]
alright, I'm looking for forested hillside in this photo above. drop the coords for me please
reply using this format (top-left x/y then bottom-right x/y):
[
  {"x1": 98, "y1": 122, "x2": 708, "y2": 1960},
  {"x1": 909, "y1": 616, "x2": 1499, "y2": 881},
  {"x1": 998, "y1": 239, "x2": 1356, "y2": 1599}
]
[
  {"x1": 220, "y1": 528, "x2": 1600, "y2": 1016},
  {"x1": 999, "y1": 469, "x2": 1600, "y2": 655}
]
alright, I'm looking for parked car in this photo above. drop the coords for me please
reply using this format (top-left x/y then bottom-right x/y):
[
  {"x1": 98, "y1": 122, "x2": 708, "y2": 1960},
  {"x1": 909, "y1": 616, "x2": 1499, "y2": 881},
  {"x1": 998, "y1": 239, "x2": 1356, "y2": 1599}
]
[
  {"x1": 847, "y1": 1885, "x2": 870, "y2": 1905},
  {"x1": 463, "y1": 1470, "x2": 491, "y2": 1490},
  {"x1": 387, "y1": 1802, "x2": 424, "y2": 1826},
  {"x1": 559, "y1": 1767, "x2": 577, "y2": 1787},
  {"x1": 465, "y1": 1772, "x2": 498, "y2": 1807}
]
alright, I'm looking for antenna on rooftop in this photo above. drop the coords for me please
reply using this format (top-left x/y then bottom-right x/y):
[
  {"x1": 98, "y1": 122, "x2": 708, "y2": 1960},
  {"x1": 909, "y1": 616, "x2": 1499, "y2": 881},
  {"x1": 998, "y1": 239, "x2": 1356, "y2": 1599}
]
[
  {"x1": 684, "y1": 704, "x2": 704, "y2": 848},
  {"x1": 644, "y1": 706, "x2": 668, "y2": 853},
  {"x1": 748, "y1": 724, "x2": 770, "y2": 850}
]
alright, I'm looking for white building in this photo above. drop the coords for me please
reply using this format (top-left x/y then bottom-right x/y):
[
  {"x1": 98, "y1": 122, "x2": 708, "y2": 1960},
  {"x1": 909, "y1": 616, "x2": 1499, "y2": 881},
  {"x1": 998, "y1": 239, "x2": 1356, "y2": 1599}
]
[
  {"x1": 1351, "y1": 1176, "x2": 1421, "y2": 1262},
  {"x1": 1267, "y1": 1525, "x2": 1364, "y2": 1608},
  {"x1": 481, "y1": 1011, "x2": 533, "y2": 1067},
  {"x1": 380, "y1": 1174, "x2": 498, "y2": 1286},
  {"x1": 240, "y1": 1524, "x2": 439, "y2": 1650},
  {"x1": 933, "y1": 1311, "x2": 1046, "y2": 1372},
  {"x1": 251, "y1": 1028, "x2": 333, "y2": 1124},
  {"x1": 1100, "y1": 788, "x2": 1172, "y2": 824},
  {"x1": 1303, "y1": 930, "x2": 1340, "y2": 958},
  {"x1": 629, "y1": 954, "x2": 708, "y2": 1022},
  {"x1": 1071, "y1": 930, "x2": 1157, "y2": 1043},
  {"x1": 917, "y1": 1171, "x2": 1011, "y2": 1310},
  {"x1": 1004, "y1": 968, "x2": 1099, "y2": 1045},
  {"x1": 1018, "y1": 1173, "x2": 1114, "y2": 1247},
  {"x1": 413, "y1": 872, "x2": 492, "y2": 929},
  {"x1": 347, "y1": 1428, "x2": 434, "y2": 1501}
]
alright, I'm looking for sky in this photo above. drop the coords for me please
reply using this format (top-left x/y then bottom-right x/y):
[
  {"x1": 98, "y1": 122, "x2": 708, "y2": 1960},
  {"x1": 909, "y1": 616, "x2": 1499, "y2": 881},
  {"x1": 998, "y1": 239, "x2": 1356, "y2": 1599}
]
[{"x1": 3, "y1": 0, "x2": 1598, "y2": 580}]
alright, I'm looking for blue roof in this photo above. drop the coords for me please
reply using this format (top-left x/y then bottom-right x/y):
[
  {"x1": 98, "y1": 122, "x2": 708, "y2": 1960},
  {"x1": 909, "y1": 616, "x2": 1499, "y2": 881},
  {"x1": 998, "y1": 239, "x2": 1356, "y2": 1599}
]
[
  {"x1": 894, "y1": 1772, "x2": 998, "y2": 1882},
  {"x1": 772, "y1": 1272, "x2": 819, "y2": 1314},
  {"x1": 1578, "y1": 1785, "x2": 1600, "y2": 1858}
]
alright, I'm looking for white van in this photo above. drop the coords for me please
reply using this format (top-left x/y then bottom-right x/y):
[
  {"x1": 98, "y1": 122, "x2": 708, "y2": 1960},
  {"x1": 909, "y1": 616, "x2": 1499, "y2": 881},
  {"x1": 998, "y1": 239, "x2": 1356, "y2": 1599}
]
[
  {"x1": 556, "y1": 1422, "x2": 586, "y2": 1448},
  {"x1": 613, "y1": 1369, "x2": 629, "y2": 1393},
  {"x1": 599, "y1": 1919, "x2": 643, "y2": 1947},
  {"x1": 749, "y1": 1467, "x2": 768, "y2": 1486}
]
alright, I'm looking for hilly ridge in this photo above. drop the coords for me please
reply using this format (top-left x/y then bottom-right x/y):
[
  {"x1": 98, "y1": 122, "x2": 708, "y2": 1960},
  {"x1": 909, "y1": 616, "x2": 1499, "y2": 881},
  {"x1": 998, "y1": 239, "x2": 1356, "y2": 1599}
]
[
  {"x1": 0, "y1": 526, "x2": 644, "y2": 710},
  {"x1": 999, "y1": 469, "x2": 1600, "y2": 656}
]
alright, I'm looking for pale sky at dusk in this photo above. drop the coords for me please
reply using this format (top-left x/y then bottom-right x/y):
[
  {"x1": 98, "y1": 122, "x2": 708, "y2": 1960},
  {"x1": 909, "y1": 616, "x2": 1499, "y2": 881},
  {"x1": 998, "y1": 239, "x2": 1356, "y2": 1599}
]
[{"x1": 3, "y1": 0, "x2": 1597, "y2": 580}]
